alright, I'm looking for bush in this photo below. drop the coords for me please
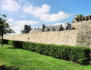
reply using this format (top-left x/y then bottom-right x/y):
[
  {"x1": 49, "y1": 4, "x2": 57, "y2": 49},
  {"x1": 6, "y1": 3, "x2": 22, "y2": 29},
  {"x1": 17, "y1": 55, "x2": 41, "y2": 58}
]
[
  {"x1": 8, "y1": 40, "x2": 14, "y2": 46},
  {"x1": 2, "y1": 39, "x2": 91, "y2": 65},
  {"x1": 2, "y1": 39, "x2": 8, "y2": 44},
  {"x1": 0, "y1": 39, "x2": 9, "y2": 44},
  {"x1": 0, "y1": 39, "x2": 2, "y2": 44}
]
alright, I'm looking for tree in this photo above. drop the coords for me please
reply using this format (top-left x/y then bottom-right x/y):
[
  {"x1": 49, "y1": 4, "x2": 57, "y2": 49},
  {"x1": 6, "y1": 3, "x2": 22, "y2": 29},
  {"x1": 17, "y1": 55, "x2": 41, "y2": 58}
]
[
  {"x1": 88, "y1": 15, "x2": 91, "y2": 20},
  {"x1": 66, "y1": 23, "x2": 72, "y2": 30},
  {"x1": 0, "y1": 14, "x2": 14, "y2": 46},
  {"x1": 21, "y1": 25, "x2": 31, "y2": 34},
  {"x1": 59, "y1": 24, "x2": 64, "y2": 31},
  {"x1": 75, "y1": 14, "x2": 84, "y2": 21},
  {"x1": 41, "y1": 24, "x2": 46, "y2": 31}
]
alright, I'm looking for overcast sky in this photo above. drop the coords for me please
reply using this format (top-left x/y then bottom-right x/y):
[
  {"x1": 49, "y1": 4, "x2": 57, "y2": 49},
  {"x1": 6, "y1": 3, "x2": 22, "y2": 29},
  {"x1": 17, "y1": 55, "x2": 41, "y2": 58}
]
[{"x1": 0, "y1": 0, "x2": 91, "y2": 34}]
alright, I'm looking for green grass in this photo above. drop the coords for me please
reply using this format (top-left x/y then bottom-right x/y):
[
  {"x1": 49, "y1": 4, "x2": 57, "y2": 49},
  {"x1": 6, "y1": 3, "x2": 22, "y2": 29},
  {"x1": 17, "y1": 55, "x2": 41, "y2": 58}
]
[{"x1": 0, "y1": 44, "x2": 91, "y2": 70}]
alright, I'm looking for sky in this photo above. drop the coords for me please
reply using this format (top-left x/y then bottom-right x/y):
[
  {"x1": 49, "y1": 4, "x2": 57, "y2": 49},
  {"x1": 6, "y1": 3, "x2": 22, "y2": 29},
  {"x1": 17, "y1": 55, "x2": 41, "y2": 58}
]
[{"x1": 0, "y1": 0, "x2": 91, "y2": 34}]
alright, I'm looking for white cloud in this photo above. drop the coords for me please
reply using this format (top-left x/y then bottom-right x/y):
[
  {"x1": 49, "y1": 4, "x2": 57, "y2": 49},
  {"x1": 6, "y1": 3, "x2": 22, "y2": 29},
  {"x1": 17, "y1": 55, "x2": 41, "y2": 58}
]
[
  {"x1": 7, "y1": 18, "x2": 14, "y2": 22},
  {"x1": 7, "y1": 18, "x2": 38, "y2": 34},
  {"x1": 23, "y1": 4, "x2": 69, "y2": 22},
  {"x1": 53, "y1": 22, "x2": 68, "y2": 29},
  {"x1": 53, "y1": 23, "x2": 65, "y2": 26},
  {"x1": 23, "y1": 4, "x2": 50, "y2": 17},
  {"x1": 1, "y1": 0, "x2": 21, "y2": 11},
  {"x1": 14, "y1": 20, "x2": 38, "y2": 25},
  {"x1": 40, "y1": 11, "x2": 69, "y2": 22},
  {"x1": 20, "y1": 15, "x2": 26, "y2": 18}
]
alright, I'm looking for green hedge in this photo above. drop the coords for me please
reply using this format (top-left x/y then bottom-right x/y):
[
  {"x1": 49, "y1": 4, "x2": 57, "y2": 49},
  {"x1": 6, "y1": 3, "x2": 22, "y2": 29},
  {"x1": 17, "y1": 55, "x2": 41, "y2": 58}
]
[
  {"x1": 0, "y1": 39, "x2": 8, "y2": 44},
  {"x1": 1, "y1": 39, "x2": 91, "y2": 65},
  {"x1": 0, "y1": 39, "x2": 2, "y2": 44},
  {"x1": 8, "y1": 40, "x2": 14, "y2": 46}
]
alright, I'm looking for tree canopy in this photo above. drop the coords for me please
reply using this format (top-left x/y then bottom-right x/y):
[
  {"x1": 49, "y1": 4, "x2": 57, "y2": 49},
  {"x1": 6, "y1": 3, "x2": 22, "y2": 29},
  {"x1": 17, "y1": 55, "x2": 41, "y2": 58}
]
[
  {"x1": 21, "y1": 25, "x2": 31, "y2": 34},
  {"x1": 0, "y1": 14, "x2": 14, "y2": 35},
  {"x1": 0, "y1": 14, "x2": 14, "y2": 46}
]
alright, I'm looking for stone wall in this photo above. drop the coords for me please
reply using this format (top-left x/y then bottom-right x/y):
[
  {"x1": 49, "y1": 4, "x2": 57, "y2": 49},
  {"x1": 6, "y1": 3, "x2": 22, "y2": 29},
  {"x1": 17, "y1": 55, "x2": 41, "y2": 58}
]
[
  {"x1": 72, "y1": 20, "x2": 91, "y2": 30},
  {"x1": 72, "y1": 20, "x2": 91, "y2": 48},
  {"x1": 4, "y1": 30, "x2": 79, "y2": 46},
  {"x1": 3, "y1": 17, "x2": 91, "y2": 48}
]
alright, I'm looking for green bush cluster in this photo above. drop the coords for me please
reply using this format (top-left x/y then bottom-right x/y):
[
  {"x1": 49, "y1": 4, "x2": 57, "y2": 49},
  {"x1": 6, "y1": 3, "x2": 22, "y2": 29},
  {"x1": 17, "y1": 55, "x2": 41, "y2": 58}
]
[
  {"x1": 13, "y1": 41, "x2": 91, "y2": 65},
  {"x1": 2, "y1": 39, "x2": 91, "y2": 65},
  {"x1": 8, "y1": 40, "x2": 14, "y2": 46},
  {"x1": 0, "y1": 39, "x2": 8, "y2": 44},
  {"x1": 0, "y1": 39, "x2": 2, "y2": 44}
]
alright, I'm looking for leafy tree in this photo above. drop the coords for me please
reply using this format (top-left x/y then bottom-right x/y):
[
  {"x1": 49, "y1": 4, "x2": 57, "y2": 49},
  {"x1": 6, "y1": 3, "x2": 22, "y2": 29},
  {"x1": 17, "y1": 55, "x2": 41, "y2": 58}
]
[
  {"x1": 66, "y1": 23, "x2": 72, "y2": 30},
  {"x1": 21, "y1": 25, "x2": 31, "y2": 34},
  {"x1": 42, "y1": 24, "x2": 46, "y2": 31},
  {"x1": 88, "y1": 15, "x2": 91, "y2": 19},
  {"x1": 75, "y1": 14, "x2": 84, "y2": 21},
  {"x1": 0, "y1": 14, "x2": 14, "y2": 46},
  {"x1": 59, "y1": 25, "x2": 64, "y2": 31}
]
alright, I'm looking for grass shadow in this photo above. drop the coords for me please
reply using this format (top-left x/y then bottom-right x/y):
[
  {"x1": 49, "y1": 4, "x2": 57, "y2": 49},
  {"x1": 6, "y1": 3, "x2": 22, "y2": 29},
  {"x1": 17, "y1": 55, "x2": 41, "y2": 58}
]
[
  {"x1": 0, "y1": 65, "x2": 19, "y2": 70},
  {"x1": 8, "y1": 47, "x2": 20, "y2": 49}
]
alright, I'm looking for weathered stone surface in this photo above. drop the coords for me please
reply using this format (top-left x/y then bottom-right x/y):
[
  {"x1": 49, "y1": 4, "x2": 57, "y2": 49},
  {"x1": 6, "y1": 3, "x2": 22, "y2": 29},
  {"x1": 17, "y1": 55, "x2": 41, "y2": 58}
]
[
  {"x1": 73, "y1": 19, "x2": 91, "y2": 48},
  {"x1": 4, "y1": 30, "x2": 79, "y2": 46}
]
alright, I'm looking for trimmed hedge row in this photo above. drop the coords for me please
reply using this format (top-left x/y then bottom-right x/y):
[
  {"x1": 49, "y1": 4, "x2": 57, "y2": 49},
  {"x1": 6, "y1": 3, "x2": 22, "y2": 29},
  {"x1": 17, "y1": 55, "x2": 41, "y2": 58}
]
[
  {"x1": 0, "y1": 39, "x2": 8, "y2": 44},
  {"x1": 1, "y1": 39, "x2": 91, "y2": 65},
  {"x1": 0, "y1": 39, "x2": 2, "y2": 44}
]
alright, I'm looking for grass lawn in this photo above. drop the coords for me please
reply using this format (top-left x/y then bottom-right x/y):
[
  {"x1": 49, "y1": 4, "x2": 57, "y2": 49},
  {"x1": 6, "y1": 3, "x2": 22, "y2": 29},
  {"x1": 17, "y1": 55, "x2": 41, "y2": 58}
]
[{"x1": 0, "y1": 44, "x2": 91, "y2": 70}]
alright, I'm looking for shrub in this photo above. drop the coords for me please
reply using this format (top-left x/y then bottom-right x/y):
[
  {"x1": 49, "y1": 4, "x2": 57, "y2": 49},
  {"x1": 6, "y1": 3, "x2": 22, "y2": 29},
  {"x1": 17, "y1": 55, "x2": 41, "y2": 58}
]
[
  {"x1": 2, "y1": 39, "x2": 91, "y2": 65},
  {"x1": 2, "y1": 39, "x2": 8, "y2": 44},
  {"x1": 13, "y1": 41, "x2": 24, "y2": 49},
  {"x1": 8, "y1": 40, "x2": 14, "y2": 46},
  {"x1": 0, "y1": 39, "x2": 9, "y2": 44},
  {"x1": 0, "y1": 39, "x2": 2, "y2": 44}
]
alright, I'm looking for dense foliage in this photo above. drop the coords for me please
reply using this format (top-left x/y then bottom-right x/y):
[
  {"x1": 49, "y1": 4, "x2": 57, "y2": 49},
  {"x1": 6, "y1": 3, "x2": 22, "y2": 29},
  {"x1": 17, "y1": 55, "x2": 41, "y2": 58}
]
[
  {"x1": 8, "y1": 40, "x2": 14, "y2": 46},
  {"x1": 74, "y1": 14, "x2": 91, "y2": 21},
  {"x1": 21, "y1": 25, "x2": 31, "y2": 34},
  {"x1": 0, "y1": 14, "x2": 14, "y2": 46},
  {"x1": 2, "y1": 39, "x2": 91, "y2": 65}
]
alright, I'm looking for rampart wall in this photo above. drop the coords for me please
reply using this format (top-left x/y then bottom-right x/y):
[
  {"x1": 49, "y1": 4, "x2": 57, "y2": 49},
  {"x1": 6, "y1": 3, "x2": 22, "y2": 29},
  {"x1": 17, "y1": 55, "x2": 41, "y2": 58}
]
[
  {"x1": 72, "y1": 20, "x2": 91, "y2": 48},
  {"x1": 72, "y1": 20, "x2": 91, "y2": 29},
  {"x1": 4, "y1": 30, "x2": 79, "y2": 46},
  {"x1": 3, "y1": 15, "x2": 91, "y2": 48}
]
